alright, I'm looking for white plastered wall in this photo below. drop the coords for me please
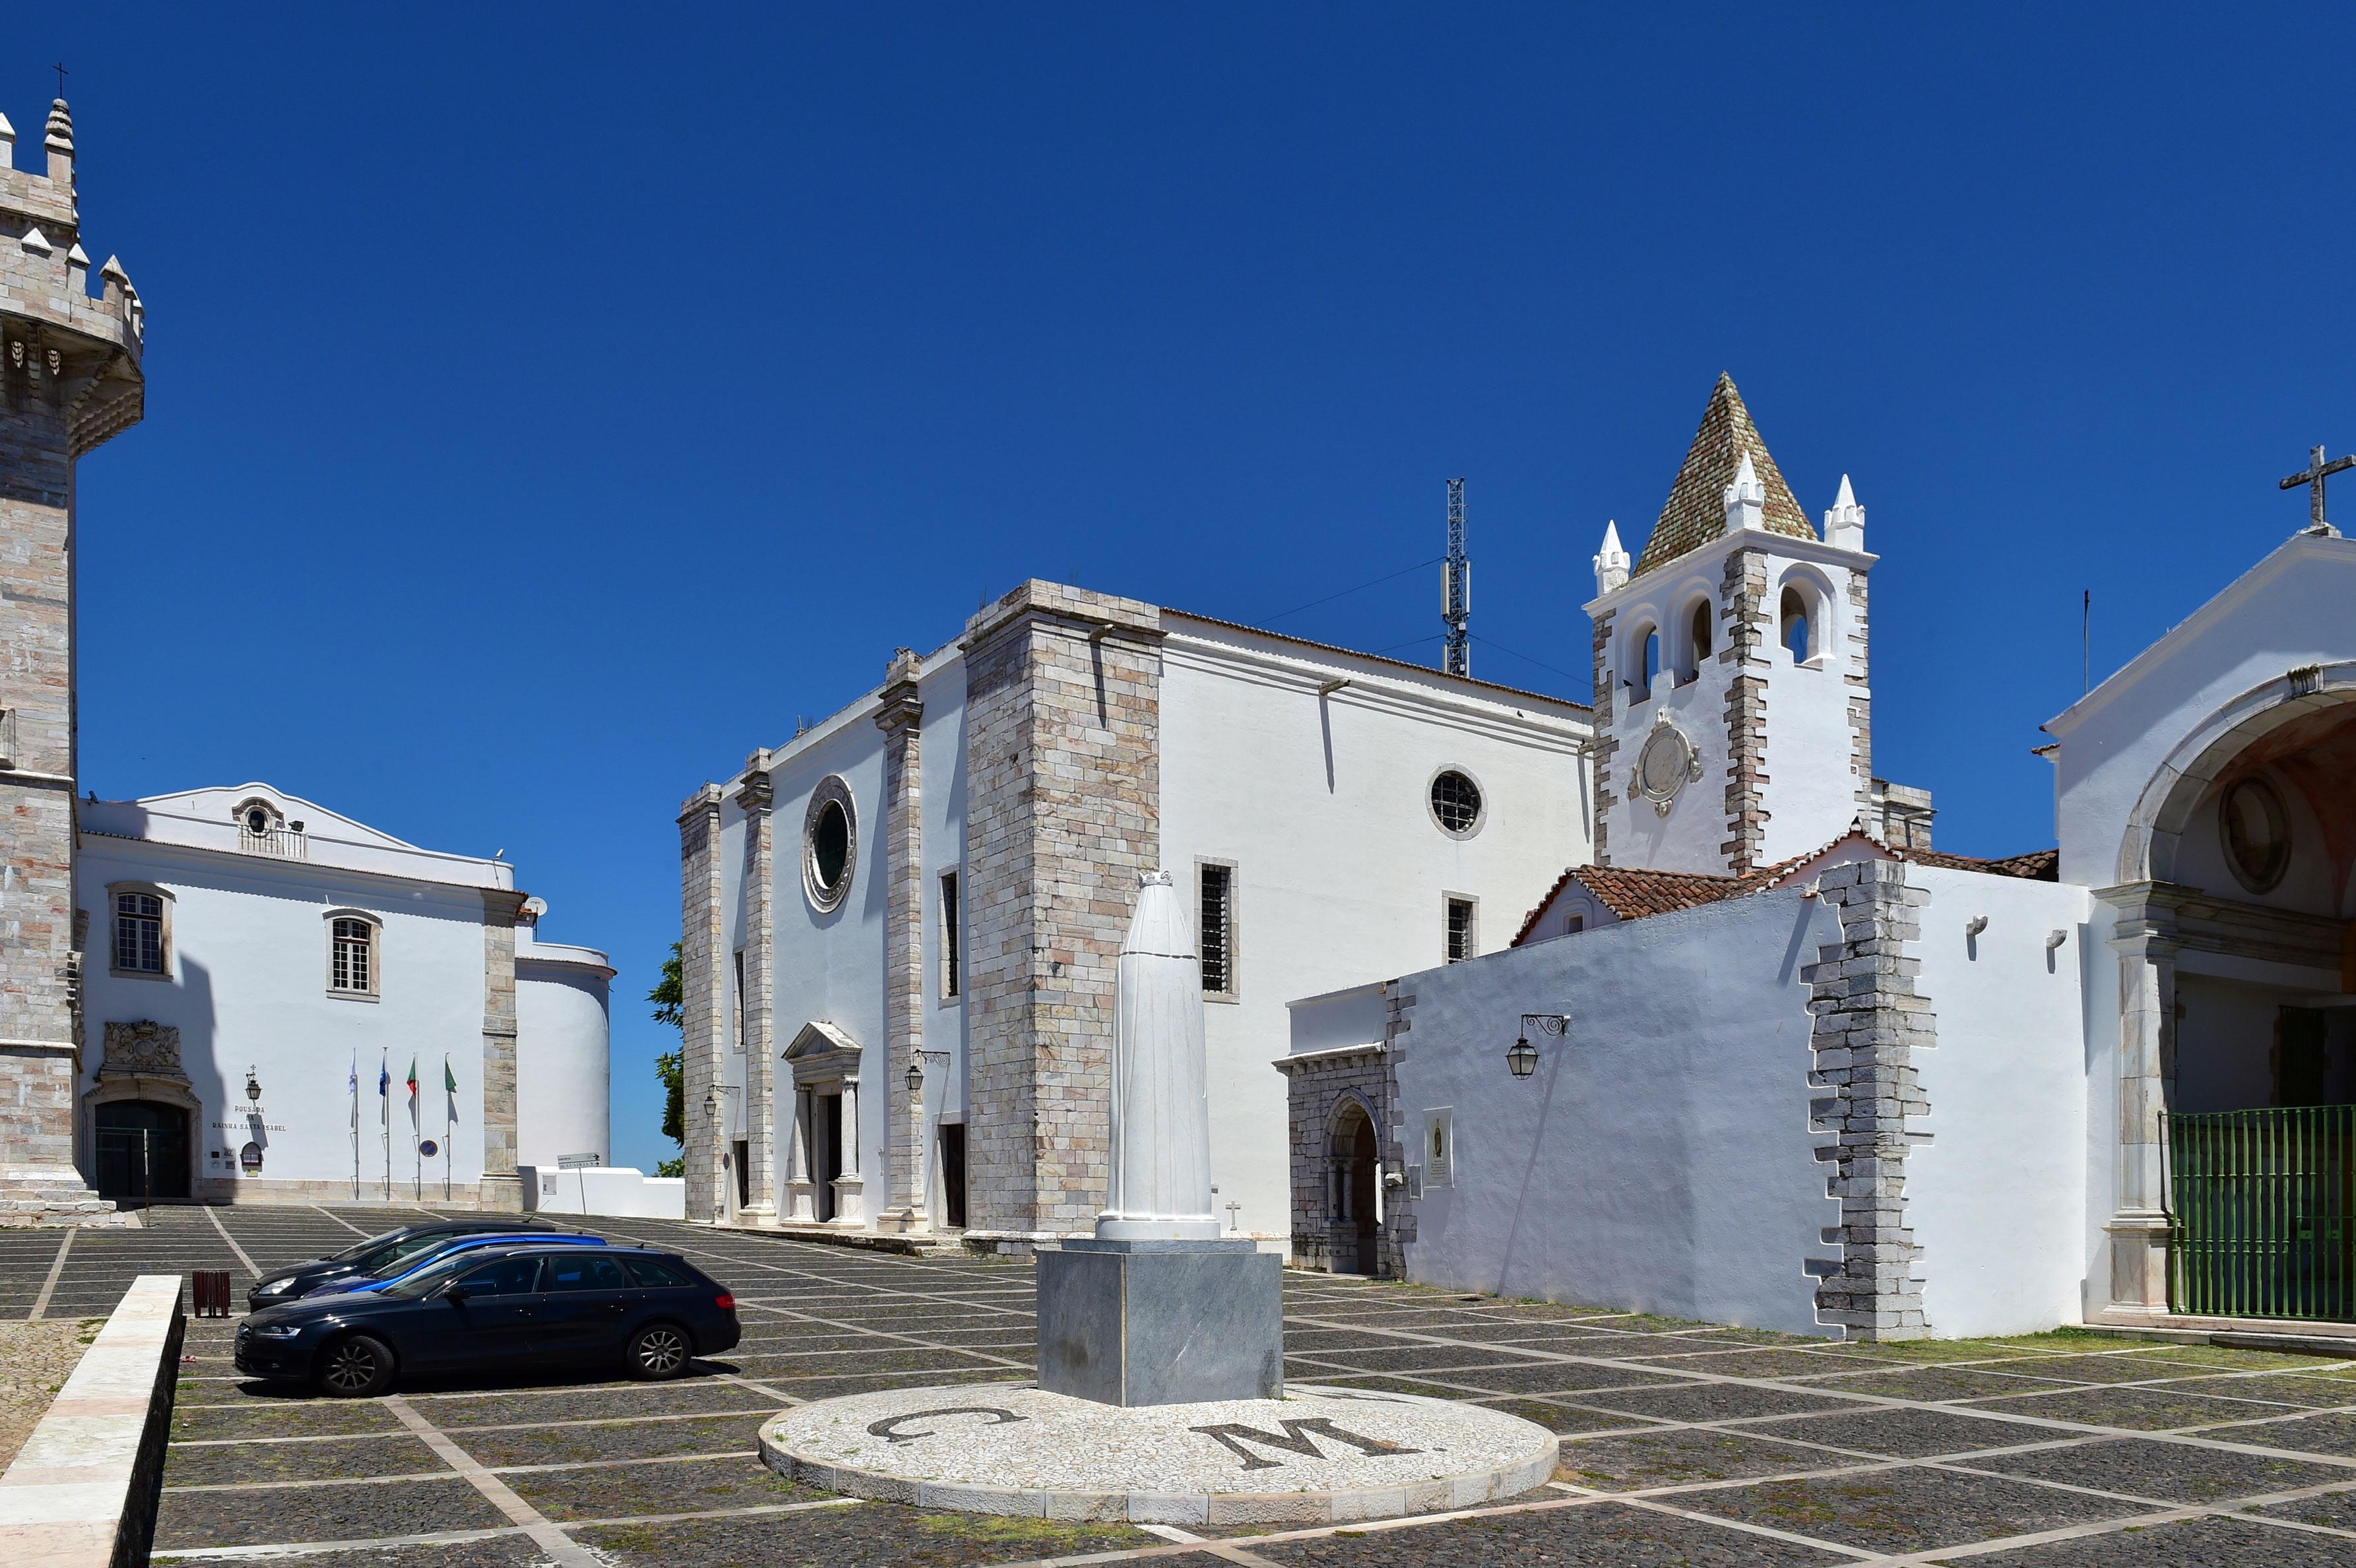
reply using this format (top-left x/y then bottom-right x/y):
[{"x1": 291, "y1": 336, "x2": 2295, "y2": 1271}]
[
  {"x1": 1903, "y1": 867, "x2": 2093, "y2": 1337},
  {"x1": 1159, "y1": 619, "x2": 1592, "y2": 1247},
  {"x1": 515, "y1": 944, "x2": 612, "y2": 1170},
  {"x1": 1374, "y1": 889, "x2": 1843, "y2": 1336}
]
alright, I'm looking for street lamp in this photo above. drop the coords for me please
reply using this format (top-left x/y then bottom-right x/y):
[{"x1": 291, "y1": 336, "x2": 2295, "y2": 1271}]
[
  {"x1": 244, "y1": 1067, "x2": 261, "y2": 1102},
  {"x1": 701, "y1": 1090, "x2": 717, "y2": 1121},
  {"x1": 905, "y1": 1059, "x2": 924, "y2": 1097},
  {"x1": 1507, "y1": 1014, "x2": 1569, "y2": 1079}
]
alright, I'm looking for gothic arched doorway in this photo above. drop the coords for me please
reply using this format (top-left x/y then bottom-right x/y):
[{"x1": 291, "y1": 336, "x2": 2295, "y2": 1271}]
[
  {"x1": 1327, "y1": 1101, "x2": 1382, "y2": 1276},
  {"x1": 95, "y1": 1100, "x2": 191, "y2": 1205}
]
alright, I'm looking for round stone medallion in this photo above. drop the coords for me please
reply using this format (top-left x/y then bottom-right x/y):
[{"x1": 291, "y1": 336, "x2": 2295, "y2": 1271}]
[
  {"x1": 760, "y1": 1381, "x2": 1558, "y2": 1527},
  {"x1": 1633, "y1": 724, "x2": 1701, "y2": 815}
]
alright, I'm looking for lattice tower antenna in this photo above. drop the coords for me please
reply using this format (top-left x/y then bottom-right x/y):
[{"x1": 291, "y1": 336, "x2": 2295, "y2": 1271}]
[{"x1": 1442, "y1": 478, "x2": 1471, "y2": 677}]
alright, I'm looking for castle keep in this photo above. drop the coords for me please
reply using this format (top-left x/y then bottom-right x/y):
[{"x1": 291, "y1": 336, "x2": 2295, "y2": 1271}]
[{"x1": 0, "y1": 98, "x2": 145, "y2": 1220}]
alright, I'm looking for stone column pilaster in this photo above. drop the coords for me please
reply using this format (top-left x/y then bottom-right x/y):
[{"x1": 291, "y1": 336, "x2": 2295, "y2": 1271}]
[
  {"x1": 734, "y1": 756, "x2": 777, "y2": 1223},
  {"x1": 786, "y1": 1086, "x2": 815, "y2": 1220},
  {"x1": 477, "y1": 889, "x2": 527, "y2": 1212},
  {"x1": 832, "y1": 1074, "x2": 866, "y2": 1225},
  {"x1": 2097, "y1": 882, "x2": 2184, "y2": 1319},
  {"x1": 1805, "y1": 859, "x2": 1934, "y2": 1339},
  {"x1": 874, "y1": 651, "x2": 930, "y2": 1233},
  {"x1": 1719, "y1": 548, "x2": 1769, "y2": 874},
  {"x1": 678, "y1": 785, "x2": 726, "y2": 1224}
]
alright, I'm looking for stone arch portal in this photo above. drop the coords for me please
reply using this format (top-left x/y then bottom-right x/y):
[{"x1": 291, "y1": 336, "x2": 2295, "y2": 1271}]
[{"x1": 1326, "y1": 1096, "x2": 1382, "y2": 1276}]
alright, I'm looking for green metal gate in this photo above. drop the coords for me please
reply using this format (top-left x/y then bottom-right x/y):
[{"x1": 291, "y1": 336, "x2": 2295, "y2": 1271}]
[{"x1": 2167, "y1": 1106, "x2": 2356, "y2": 1323}]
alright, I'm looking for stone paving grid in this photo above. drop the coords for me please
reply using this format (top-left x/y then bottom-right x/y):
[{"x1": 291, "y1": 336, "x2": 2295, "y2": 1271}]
[{"x1": 7, "y1": 1206, "x2": 2356, "y2": 1563}]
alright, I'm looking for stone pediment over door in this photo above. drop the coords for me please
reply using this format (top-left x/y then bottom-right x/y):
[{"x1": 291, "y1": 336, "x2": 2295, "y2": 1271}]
[
  {"x1": 100, "y1": 1020, "x2": 187, "y2": 1083},
  {"x1": 782, "y1": 1020, "x2": 861, "y2": 1086}
]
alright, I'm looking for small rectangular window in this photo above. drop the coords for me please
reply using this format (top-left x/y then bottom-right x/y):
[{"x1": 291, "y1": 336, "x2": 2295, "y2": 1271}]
[
  {"x1": 1199, "y1": 862, "x2": 1236, "y2": 997},
  {"x1": 113, "y1": 892, "x2": 164, "y2": 974},
  {"x1": 1446, "y1": 896, "x2": 1477, "y2": 964},
  {"x1": 939, "y1": 871, "x2": 961, "y2": 999}
]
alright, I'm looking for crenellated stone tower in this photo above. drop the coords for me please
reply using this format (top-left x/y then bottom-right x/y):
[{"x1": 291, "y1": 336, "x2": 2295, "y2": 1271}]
[
  {"x1": 1585, "y1": 375, "x2": 1876, "y2": 876},
  {"x1": 0, "y1": 100, "x2": 147, "y2": 1220}
]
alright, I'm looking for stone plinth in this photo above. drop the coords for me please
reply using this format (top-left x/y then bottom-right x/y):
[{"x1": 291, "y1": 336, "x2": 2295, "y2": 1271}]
[
  {"x1": 761, "y1": 1381, "x2": 1557, "y2": 1526},
  {"x1": 1036, "y1": 1239, "x2": 1280, "y2": 1408}
]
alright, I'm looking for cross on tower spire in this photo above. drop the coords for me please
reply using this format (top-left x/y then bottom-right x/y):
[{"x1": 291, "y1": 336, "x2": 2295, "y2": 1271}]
[
  {"x1": 2278, "y1": 444, "x2": 2353, "y2": 536},
  {"x1": 52, "y1": 63, "x2": 66, "y2": 100}
]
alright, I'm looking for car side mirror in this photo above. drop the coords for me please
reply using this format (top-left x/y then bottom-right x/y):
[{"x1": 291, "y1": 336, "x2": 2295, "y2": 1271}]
[{"x1": 442, "y1": 1284, "x2": 469, "y2": 1303}]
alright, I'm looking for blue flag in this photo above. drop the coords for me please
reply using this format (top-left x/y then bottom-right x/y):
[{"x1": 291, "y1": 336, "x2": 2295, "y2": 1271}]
[{"x1": 378, "y1": 1052, "x2": 391, "y2": 1130}]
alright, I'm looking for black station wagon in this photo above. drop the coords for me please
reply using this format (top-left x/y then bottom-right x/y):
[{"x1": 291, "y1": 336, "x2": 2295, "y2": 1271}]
[{"x1": 234, "y1": 1243, "x2": 740, "y2": 1396}]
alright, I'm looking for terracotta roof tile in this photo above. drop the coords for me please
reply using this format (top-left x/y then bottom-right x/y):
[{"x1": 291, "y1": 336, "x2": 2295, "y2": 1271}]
[
  {"x1": 1897, "y1": 846, "x2": 2060, "y2": 881},
  {"x1": 1633, "y1": 373, "x2": 1818, "y2": 577}
]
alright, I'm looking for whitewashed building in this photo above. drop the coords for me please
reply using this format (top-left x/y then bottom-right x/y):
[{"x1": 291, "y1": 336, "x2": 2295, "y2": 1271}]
[
  {"x1": 676, "y1": 583, "x2": 1593, "y2": 1247},
  {"x1": 1283, "y1": 380, "x2": 2356, "y2": 1343},
  {"x1": 77, "y1": 784, "x2": 613, "y2": 1208}
]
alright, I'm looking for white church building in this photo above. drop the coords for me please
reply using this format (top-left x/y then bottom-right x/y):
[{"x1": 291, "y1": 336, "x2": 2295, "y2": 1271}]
[
  {"x1": 1283, "y1": 377, "x2": 2356, "y2": 1342},
  {"x1": 76, "y1": 784, "x2": 614, "y2": 1208}
]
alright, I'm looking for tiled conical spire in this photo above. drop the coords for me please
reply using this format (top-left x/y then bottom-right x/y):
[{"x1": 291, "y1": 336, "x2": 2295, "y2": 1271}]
[{"x1": 1634, "y1": 373, "x2": 1817, "y2": 576}]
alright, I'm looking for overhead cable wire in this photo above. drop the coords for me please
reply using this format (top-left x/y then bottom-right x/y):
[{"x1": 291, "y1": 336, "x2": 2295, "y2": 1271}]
[
  {"x1": 1471, "y1": 633, "x2": 1587, "y2": 686},
  {"x1": 1256, "y1": 557, "x2": 1446, "y2": 627}
]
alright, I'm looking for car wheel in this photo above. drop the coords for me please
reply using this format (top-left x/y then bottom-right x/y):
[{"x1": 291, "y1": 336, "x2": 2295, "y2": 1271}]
[
  {"x1": 626, "y1": 1321, "x2": 691, "y2": 1380},
  {"x1": 315, "y1": 1333, "x2": 396, "y2": 1398}
]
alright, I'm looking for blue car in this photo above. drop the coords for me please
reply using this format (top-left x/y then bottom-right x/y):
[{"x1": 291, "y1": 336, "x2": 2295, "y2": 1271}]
[{"x1": 307, "y1": 1230, "x2": 606, "y2": 1296}]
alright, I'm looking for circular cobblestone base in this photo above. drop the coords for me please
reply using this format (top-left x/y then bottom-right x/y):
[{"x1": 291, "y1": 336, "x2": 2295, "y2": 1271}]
[{"x1": 760, "y1": 1380, "x2": 1558, "y2": 1526}]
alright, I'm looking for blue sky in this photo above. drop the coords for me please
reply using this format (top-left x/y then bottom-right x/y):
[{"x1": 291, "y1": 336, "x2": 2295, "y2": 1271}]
[{"x1": 16, "y1": 8, "x2": 2351, "y2": 1171}]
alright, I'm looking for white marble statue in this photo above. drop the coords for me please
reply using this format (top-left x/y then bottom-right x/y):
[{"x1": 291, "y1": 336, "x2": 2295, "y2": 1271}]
[{"x1": 1097, "y1": 870, "x2": 1221, "y2": 1241}]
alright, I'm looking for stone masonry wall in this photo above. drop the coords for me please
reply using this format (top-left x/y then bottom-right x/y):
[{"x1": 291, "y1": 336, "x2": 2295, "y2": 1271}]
[
  {"x1": 1279, "y1": 987, "x2": 1414, "y2": 1278},
  {"x1": 1589, "y1": 610, "x2": 1617, "y2": 866},
  {"x1": 1845, "y1": 572, "x2": 1875, "y2": 822},
  {"x1": 678, "y1": 786, "x2": 726, "y2": 1223},
  {"x1": 875, "y1": 656, "x2": 927, "y2": 1227},
  {"x1": 960, "y1": 582, "x2": 1161, "y2": 1237},
  {"x1": 478, "y1": 891, "x2": 525, "y2": 1212},
  {"x1": 1719, "y1": 549, "x2": 1770, "y2": 874},
  {"x1": 735, "y1": 757, "x2": 777, "y2": 1216},
  {"x1": 1805, "y1": 858, "x2": 1933, "y2": 1338}
]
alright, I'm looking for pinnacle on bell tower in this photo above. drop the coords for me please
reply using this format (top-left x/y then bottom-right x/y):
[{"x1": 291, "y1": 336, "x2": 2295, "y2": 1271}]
[{"x1": 0, "y1": 92, "x2": 148, "y2": 1219}]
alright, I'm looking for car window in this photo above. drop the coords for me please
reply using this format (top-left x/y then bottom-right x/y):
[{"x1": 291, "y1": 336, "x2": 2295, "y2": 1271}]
[
  {"x1": 621, "y1": 1257, "x2": 695, "y2": 1290},
  {"x1": 331, "y1": 1228, "x2": 412, "y2": 1263},
  {"x1": 372, "y1": 1233, "x2": 457, "y2": 1270},
  {"x1": 544, "y1": 1255, "x2": 630, "y2": 1292},
  {"x1": 451, "y1": 1257, "x2": 543, "y2": 1296}
]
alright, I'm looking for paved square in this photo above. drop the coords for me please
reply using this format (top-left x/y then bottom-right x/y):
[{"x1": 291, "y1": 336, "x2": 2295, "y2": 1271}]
[{"x1": 9, "y1": 1205, "x2": 2356, "y2": 1565}]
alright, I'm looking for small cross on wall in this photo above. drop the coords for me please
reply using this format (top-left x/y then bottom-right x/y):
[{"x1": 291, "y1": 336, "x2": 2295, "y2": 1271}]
[
  {"x1": 2279, "y1": 445, "x2": 2354, "y2": 536},
  {"x1": 1225, "y1": 1201, "x2": 1243, "y2": 1233}
]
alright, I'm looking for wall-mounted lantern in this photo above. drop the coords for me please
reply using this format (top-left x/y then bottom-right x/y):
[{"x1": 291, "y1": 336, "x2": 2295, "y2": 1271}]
[
  {"x1": 244, "y1": 1067, "x2": 262, "y2": 1102},
  {"x1": 906, "y1": 1058, "x2": 925, "y2": 1097},
  {"x1": 701, "y1": 1090, "x2": 717, "y2": 1121},
  {"x1": 1506, "y1": 1014, "x2": 1569, "y2": 1079}
]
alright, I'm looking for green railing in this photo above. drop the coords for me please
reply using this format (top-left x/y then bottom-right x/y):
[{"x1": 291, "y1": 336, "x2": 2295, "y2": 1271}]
[{"x1": 2167, "y1": 1104, "x2": 2356, "y2": 1323}]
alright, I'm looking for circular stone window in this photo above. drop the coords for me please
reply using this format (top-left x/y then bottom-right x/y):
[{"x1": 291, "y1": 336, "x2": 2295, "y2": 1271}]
[
  {"x1": 1428, "y1": 768, "x2": 1485, "y2": 838},
  {"x1": 2219, "y1": 775, "x2": 2291, "y2": 894},
  {"x1": 1632, "y1": 724, "x2": 1702, "y2": 816},
  {"x1": 803, "y1": 776, "x2": 858, "y2": 912}
]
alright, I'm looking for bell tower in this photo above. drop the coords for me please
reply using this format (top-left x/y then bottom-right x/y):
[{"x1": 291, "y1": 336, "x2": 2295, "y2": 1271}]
[
  {"x1": 1586, "y1": 375, "x2": 1873, "y2": 876},
  {"x1": 0, "y1": 98, "x2": 146, "y2": 1216}
]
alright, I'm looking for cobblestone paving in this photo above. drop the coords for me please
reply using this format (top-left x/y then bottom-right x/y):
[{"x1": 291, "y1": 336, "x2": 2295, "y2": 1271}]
[{"x1": 14, "y1": 1205, "x2": 2356, "y2": 1564}]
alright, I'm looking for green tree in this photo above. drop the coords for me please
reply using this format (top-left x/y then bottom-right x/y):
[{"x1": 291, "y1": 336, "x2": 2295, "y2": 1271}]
[{"x1": 650, "y1": 943, "x2": 685, "y2": 1178}]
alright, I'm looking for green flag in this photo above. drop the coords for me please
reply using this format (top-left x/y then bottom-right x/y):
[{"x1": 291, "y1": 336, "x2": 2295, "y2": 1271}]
[{"x1": 444, "y1": 1055, "x2": 459, "y2": 1119}]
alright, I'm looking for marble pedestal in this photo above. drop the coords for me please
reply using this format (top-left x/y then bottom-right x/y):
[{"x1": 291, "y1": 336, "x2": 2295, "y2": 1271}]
[{"x1": 1036, "y1": 1238, "x2": 1281, "y2": 1408}]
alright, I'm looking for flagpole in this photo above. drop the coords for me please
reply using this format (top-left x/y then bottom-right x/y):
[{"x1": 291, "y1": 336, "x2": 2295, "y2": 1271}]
[
  {"x1": 379, "y1": 1050, "x2": 391, "y2": 1203},
  {"x1": 443, "y1": 1055, "x2": 454, "y2": 1203},
  {"x1": 350, "y1": 1053, "x2": 360, "y2": 1203}
]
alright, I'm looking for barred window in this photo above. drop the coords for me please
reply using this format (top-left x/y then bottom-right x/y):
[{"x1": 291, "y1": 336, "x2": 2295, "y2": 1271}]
[
  {"x1": 939, "y1": 871, "x2": 961, "y2": 998},
  {"x1": 331, "y1": 916, "x2": 376, "y2": 995},
  {"x1": 1446, "y1": 896, "x2": 1477, "y2": 964},
  {"x1": 113, "y1": 893, "x2": 164, "y2": 974},
  {"x1": 1199, "y1": 863, "x2": 1235, "y2": 997},
  {"x1": 1429, "y1": 770, "x2": 1483, "y2": 836}
]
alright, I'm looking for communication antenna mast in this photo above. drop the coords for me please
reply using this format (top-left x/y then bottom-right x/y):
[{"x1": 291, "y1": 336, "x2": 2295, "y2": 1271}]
[{"x1": 1442, "y1": 478, "x2": 1471, "y2": 677}]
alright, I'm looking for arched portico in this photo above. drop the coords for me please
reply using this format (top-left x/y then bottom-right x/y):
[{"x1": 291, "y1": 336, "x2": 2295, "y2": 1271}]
[{"x1": 2099, "y1": 668, "x2": 2356, "y2": 1323}]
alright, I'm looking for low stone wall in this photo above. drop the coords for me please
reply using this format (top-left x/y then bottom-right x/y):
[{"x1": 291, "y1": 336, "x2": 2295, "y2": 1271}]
[{"x1": 0, "y1": 1274, "x2": 184, "y2": 1566}]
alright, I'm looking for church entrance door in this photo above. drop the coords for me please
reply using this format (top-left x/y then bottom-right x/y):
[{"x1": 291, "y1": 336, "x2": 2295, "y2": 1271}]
[
  {"x1": 95, "y1": 1100, "x2": 191, "y2": 1205},
  {"x1": 815, "y1": 1093, "x2": 843, "y2": 1222},
  {"x1": 1327, "y1": 1103, "x2": 1382, "y2": 1276},
  {"x1": 2168, "y1": 1097, "x2": 2356, "y2": 1324}
]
